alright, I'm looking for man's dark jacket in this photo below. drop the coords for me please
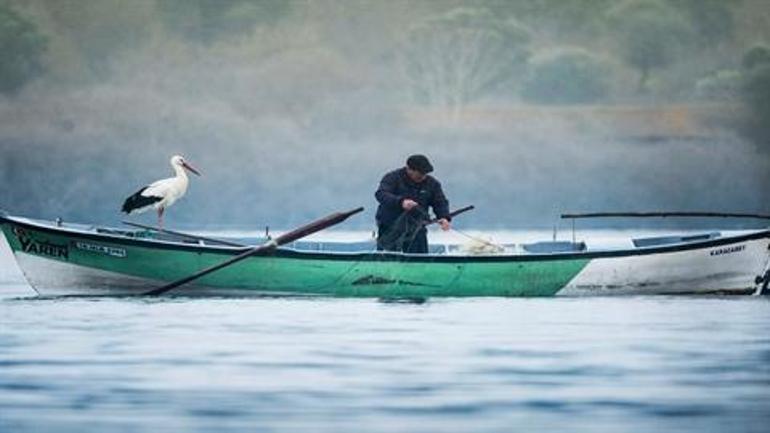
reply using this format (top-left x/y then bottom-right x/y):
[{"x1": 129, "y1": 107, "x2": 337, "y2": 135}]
[{"x1": 375, "y1": 167, "x2": 451, "y2": 228}]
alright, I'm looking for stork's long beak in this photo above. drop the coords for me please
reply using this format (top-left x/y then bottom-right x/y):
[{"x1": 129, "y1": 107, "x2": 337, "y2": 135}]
[{"x1": 183, "y1": 161, "x2": 201, "y2": 176}]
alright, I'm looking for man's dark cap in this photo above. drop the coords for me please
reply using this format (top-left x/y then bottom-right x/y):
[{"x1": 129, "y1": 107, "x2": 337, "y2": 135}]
[{"x1": 406, "y1": 154, "x2": 433, "y2": 174}]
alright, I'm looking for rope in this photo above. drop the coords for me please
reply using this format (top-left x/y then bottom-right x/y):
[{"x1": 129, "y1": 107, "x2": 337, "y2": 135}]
[
  {"x1": 314, "y1": 214, "x2": 427, "y2": 292},
  {"x1": 449, "y1": 228, "x2": 506, "y2": 252},
  {"x1": 382, "y1": 207, "x2": 506, "y2": 253},
  {"x1": 298, "y1": 233, "x2": 383, "y2": 293},
  {"x1": 318, "y1": 208, "x2": 491, "y2": 293}
]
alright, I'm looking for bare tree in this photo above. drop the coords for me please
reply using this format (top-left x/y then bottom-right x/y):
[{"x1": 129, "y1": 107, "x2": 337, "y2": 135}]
[{"x1": 399, "y1": 7, "x2": 530, "y2": 119}]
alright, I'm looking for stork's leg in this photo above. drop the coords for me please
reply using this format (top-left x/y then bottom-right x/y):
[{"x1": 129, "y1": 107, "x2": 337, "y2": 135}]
[{"x1": 157, "y1": 207, "x2": 164, "y2": 230}]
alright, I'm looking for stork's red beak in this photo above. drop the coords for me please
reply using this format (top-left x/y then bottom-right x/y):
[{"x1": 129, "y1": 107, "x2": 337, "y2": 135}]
[{"x1": 183, "y1": 161, "x2": 201, "y2": 176}]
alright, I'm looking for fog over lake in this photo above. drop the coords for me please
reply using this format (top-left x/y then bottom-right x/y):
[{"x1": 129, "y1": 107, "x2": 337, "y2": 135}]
[{"x1": 1, "y1": 0, "x2": 769, "y2": 230}]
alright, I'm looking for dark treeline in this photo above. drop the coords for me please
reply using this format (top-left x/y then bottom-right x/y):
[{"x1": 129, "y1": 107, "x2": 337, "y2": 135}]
[{"x1": 1, "y1": 0, "x2": 768, "y2": 229}]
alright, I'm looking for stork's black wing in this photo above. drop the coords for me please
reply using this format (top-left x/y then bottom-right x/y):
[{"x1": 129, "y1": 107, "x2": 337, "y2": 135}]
[{"x1": 121, "y1": 187, "x2": 162, "y2": 214}]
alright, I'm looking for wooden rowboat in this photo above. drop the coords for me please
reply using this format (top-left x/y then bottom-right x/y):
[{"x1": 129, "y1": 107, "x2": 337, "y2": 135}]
[{"x1": 1, "y1": 213, "x2": 769, "y2": 297}]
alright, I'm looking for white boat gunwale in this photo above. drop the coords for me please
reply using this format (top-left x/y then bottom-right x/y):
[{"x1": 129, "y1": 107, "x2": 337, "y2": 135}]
[{"x1": 1, "y1": 214, "x2": 769, "y2": 263}]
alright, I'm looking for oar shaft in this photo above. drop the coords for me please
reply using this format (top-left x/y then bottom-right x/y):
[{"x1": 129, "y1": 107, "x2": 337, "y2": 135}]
[
  {"x1": 425, "y1": 205, "x2": 475, "y2": 226},
  {"x1": 143, "y1": 206, "x2": 364, "y2": 296},
  {"x1": 143, "y1": 245, "x2": 268, "y2": 296},
  {"x1": 447, "y1": 205, "x2": 475, "y2": 220},
  {"x1": 561, "y1": 211, "x2": 770, "y2": 220}
]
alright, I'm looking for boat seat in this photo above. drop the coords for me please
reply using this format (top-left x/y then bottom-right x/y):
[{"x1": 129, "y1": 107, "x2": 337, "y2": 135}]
[
  {"x1": 632, "y1": 232, "x2": 721, "y2": 248},
  {"x1": 287, "y1": 240, "x2": 378, "y2": 252},
  {"x1": 96, "y1": 227, "x2": 146, "y2": 238},
  {"x1": 95, "y1": 227, "x2": 194, "y2": 243},
  {"x1": 286, "y1": 240, "x2": 447, "y2": 254},
  {"x1": 521, "y1": 241, "x2": 587, "y2": 253}
]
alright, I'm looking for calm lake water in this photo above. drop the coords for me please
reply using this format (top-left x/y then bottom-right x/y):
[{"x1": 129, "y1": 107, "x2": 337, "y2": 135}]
[{"x1": 1, "y1": 234, "x2": 769, "y2": 433}]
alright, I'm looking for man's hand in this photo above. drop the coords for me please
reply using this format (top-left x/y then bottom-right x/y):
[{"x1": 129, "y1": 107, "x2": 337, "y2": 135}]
[
  {"x1": 437, "y1": 218, "x2": 451, "y2": 231},
  {"x1": 402, "y1": 199, "x2": 419, "y2": 211}
]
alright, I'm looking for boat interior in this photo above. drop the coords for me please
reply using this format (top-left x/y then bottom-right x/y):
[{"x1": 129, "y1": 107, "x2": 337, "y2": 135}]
[{"x1": 2, "y1": 215, "x2": 750, "y2": 256}]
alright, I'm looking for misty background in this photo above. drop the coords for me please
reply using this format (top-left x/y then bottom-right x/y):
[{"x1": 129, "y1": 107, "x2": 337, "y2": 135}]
[{"x1": 1, "y1": 0, "x2": 769, "y2": 231}]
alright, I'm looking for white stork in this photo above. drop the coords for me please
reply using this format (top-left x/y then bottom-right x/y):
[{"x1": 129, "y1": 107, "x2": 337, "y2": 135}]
[{"x1": 121, "y1": 155, "x2": 201, "y2": 229}]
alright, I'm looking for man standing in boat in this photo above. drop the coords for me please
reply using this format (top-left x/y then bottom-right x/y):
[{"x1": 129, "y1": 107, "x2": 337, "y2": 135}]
[{"x1": 375, "y1": 154, "x2": 451, "y2": 253}]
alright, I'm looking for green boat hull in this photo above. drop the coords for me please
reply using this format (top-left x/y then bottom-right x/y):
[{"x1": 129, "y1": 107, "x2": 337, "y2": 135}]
[
  {"x1": 1, "y1": 217, "x2": 588, "y2": 297},
  {"x1": 5, "y1": 215, "x2": 768, "y2": 297}
]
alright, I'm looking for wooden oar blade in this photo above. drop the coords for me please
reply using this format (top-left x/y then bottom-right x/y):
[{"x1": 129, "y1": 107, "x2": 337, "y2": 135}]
[{"x1": 275, "y1": 207, "x2": 364, "y2": 245}]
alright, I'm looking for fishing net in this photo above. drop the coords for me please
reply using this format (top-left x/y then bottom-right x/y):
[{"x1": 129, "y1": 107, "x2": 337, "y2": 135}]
[{"x1": 377, "y1": 208, "x2": 428, "y2": 253}]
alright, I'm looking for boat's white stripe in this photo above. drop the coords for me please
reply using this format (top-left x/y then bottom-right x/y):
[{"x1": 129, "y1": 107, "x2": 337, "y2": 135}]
[
  {"x1": 14, "y1": 252, "x2": 160, "y2": 296},
  {"x1": 560, "y1": 237, "x2": 770, "y2": 295}
]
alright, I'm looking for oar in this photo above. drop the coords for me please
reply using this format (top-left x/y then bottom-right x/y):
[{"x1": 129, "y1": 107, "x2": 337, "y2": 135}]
[
  {"x1": 424, "y1": 205, "x2": 475, "y2": 227},
  {"x1": 561, "y1": 211, "x2": 770, "y2": 220},
  {"x1": 122, "y1": 221, "x2": 245, "y2": 247},
  {"x1": 757, "y1": 268, "x2": 770, "y2": 296},
  {"x1": 143, "y1": 206, "x2": 364, "y2": 296}
]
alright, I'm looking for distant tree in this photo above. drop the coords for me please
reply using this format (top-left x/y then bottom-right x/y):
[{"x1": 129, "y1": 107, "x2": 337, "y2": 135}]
[
  {"x1": 694, "y1": 69, "x2": 742, "y2": 101},
  {"x1": 521, "y1": 49, "x2": 610, "y2": 104},
  {"x1": 157, "y1": 0, "x2": 291, "y2": 44},
  {"x1": 0, "y1": 1, "x2": 46, "y2": 95},
  {"x1": 486, "y1": 0, "x2": 738, "y2": 46},
  {"x1": 670, "y1": 0, "x2": 740, "y2": 47},
  {"x1": 485, "y1": 0, "x2": 615, "y2": 40},
  {"x1": 29, "y1": 0, "x2": 157, "y2": 79},
  {"x1": 400, "y1": 7, "x2": 530, "y2": 117},
  {"x1": 742, "y1": 44, "x2": 770, "y2": 70},
  {"x1": 606, "y1": 0, "x2": 694, "y2": 93}
]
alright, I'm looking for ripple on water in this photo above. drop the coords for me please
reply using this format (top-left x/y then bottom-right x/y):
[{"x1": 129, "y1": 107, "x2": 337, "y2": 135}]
[{"x1": 1, "y1": 295, "x2": 770, "y2": 433}]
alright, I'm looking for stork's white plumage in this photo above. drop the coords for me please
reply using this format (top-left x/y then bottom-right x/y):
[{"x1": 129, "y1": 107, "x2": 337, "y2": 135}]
[{"x1": 121, "y1": 155, "x2": 201, "y2": 228}]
